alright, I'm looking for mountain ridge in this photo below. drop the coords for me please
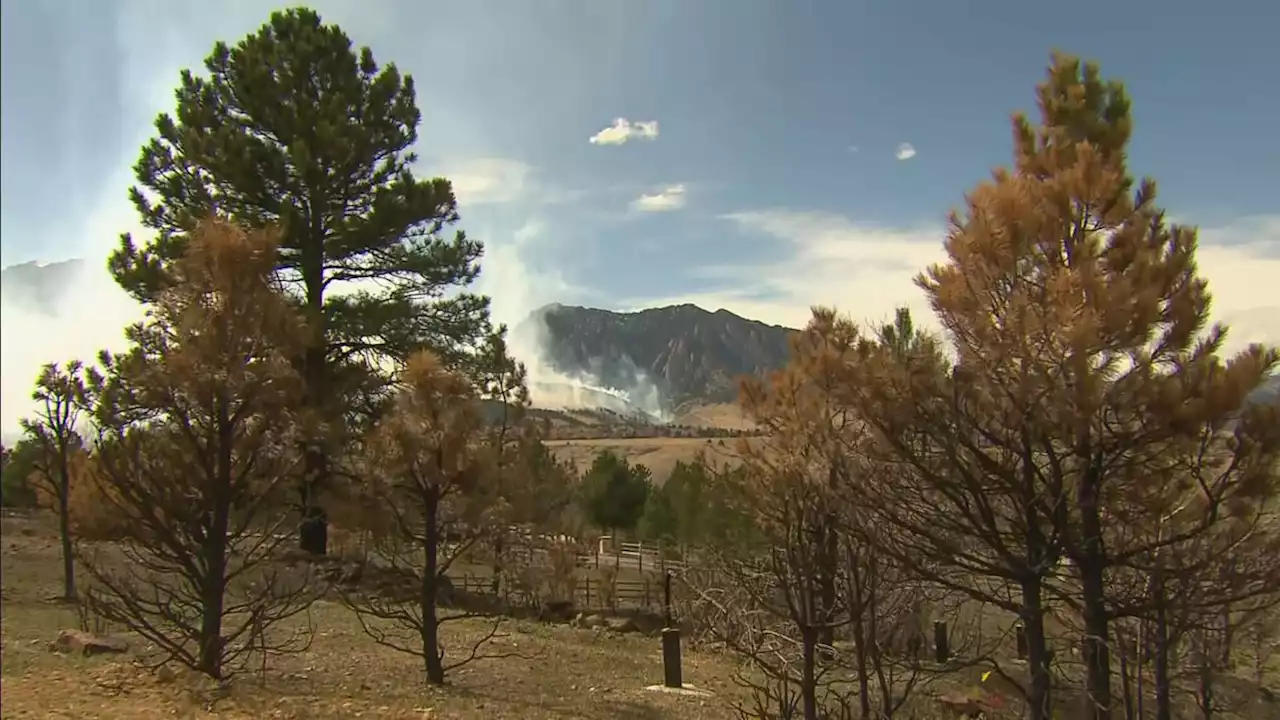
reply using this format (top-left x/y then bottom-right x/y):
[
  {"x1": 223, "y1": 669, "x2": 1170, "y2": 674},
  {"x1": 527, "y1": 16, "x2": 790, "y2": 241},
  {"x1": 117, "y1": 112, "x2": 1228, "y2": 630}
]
[
  {"x1": 4, "y1": 260, "x2": 1278, "y2": 419},
  {"x1": 519, "y1": 302, "x2": 798, "y2": 409},
  {"x1": 0, "y1": 259, "x2": 87, "y2": 316}
]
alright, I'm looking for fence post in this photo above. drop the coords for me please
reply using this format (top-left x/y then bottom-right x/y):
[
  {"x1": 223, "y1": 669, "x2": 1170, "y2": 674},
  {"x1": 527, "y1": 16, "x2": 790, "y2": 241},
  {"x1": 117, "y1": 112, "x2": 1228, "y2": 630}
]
[
  {"x1": 585, "y1": 577, "x2": 592, "y2": 608},
  {"x1": 644, "y1": 579, "x2": 650, "y2": 607},
  {"x1": 638, "y1": 542, "x2": 644, "y2": 573},
  {"x1": 662, "y1": 628, "x2": 683, "y2": 688},
  {"x1": 1015, "y1": 624, "x2": 1028, "y2": 660}
]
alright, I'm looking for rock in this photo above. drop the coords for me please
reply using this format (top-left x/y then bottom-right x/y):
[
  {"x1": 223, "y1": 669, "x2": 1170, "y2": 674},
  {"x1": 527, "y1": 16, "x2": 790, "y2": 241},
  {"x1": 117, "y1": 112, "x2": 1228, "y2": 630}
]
[
  {"x1": 606, "y1": 616, "x2": 639, "y2": 634},
  {"x1": 541, "y1": 599, "x2": 576, "y2": 622},
  {"x1": 575, "y1": 613, "x2": 607, "y2": 629},
  {"x1": 51, "y1": 629, "x2": 128, "y2": 656},
  {"x1": 935, "y1": 692, "x2": 984, "y2": 718},
  {"x1": 338, "y1": 564, "x2": 363, "y2": 585}
]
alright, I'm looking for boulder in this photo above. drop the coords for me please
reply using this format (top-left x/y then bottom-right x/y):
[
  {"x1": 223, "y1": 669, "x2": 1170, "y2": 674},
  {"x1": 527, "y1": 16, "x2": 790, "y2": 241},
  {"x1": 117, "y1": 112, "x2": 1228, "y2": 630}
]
[
  {"x1": 574, "y1": 613, "x2": 608, "y2": 629},
  {"x1": 935, "y1": 692, "x2": 985, "y2": 718},
  {"x1": 51, "y1": 629, "x2": 128, "y2": 656},
  {"x1": 606, "y1": 616, "x2": 639, "y2": 634},
  {"x1": 541, "y1": 599, "x2": 576, "y2": 623}
]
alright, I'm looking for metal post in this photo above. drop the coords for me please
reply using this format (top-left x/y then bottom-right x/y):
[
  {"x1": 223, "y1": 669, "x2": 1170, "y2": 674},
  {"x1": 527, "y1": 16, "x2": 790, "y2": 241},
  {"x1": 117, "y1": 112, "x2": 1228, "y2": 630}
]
[
  {"x1": 662, "y1": 628, "x2": 683, "y2": 688},
  {"x1": 664, "y1": 570, "x2": 673, "y2": 627},
  {"x1": 934, "y1": 620, "x2": 950, "y2": 663}
]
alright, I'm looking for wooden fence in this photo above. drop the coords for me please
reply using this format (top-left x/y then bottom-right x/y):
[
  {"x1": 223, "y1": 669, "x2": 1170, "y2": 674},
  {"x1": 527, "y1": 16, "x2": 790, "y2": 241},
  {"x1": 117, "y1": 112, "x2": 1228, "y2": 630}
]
[
  {"x1": 576, "y1": 538, "x2": 686, "y2": 574},
  {"x1": 450, "y1": 572, "x2": 671, "y2": 612}
]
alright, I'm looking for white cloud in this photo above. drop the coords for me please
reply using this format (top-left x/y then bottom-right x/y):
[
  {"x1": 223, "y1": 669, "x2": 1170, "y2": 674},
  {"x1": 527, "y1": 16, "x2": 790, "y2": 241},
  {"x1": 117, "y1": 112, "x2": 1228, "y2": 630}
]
[
  {"x1": 588, "y1": 117, "x2": 660, "y2": 145},
  {"x1": 895, "y1": 143, "x2": 917, "y2": 161},
  {"x1": 434, "y1": 157, "x2": 533, "y2": 207},
  {"x1": 626, "y1": 210, "x2": 1280, "y2": 359},
  {"x1": 631, "y1": 184, "x2": 687, "y2": 212},
  {"x1": 0, "y1": 150, "x2": 561, "y2": 439}
]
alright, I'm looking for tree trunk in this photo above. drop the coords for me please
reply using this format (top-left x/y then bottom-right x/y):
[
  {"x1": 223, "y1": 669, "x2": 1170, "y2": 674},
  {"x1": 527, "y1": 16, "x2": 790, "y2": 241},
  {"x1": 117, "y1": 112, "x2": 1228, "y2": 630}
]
[
  {"x1": 1118, "y1": 623, "x2": 1135, "y2": 720},
  {"x1": 1196, "y1": 631, "x2": 1215, "y2": 720},
  {"x1": 1153, "y1": 580, "x2": 1173, "y2": 720},
  {"x1": 423, "y1": 488, "x2": 445, "y2": 685},
  {"x1": 1079, "y1": 556, "x2": 1114, "y2": 719},
  {"x1": 1077, "y1": 474, "x2": 1113, "y2": 720},
  {"x1": 298, "y1": 449, "x2": 328, "y2": 556},
  {"x1": 197, "y1": 403, "x2": 236, "y2": 679},
  {"x1": 297, "y1": 230, "x2": 329, "y2": 556},
  {"x1": 817, "y1": 514, "x2": 837, "y2": 660},
  {"x1": 199, "y1": 486, "x2": 230, "y2": 678},
  {"x1": 848, "y1": 563, "x2": 872, "y2": 720},
  {"x1": 800, "y1": 624, "x2": 819, "y2": 720},
  {"x1": 1136, "y1": 623, "x2": 1146, "y2": 719},
  {"x1": 57, "y1": 465, "x2": 76, "y2": 601},
  {"x1": 1021, "y1": 577, "x2": 1054, "y2": 720},
  {"x1": 1198, "y1": 660, "x2": 1214, "y2": 719}
]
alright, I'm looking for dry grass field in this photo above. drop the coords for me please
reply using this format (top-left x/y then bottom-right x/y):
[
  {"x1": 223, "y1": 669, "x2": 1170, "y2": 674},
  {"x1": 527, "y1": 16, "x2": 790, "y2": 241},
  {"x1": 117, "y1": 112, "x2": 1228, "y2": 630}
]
[
  {"x1": 543, "y1": 436, "x2": 756, "y2": 484},
  {"x1": 669, "y1": 403, "x2": 755, "y2": 432},
  {"x1": 0, "y1": 512, "x2": 745, "y2": 720},
  {"x1": 5, "y1": 509, "x2": 1277, "y2": 719}
]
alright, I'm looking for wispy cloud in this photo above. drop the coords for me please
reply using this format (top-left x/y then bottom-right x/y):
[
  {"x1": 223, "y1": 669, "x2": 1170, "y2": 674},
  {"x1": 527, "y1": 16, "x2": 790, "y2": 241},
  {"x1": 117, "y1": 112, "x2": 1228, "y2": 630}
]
[
  {"x1": 624, "y1": 209, "x2": 1280, "y2": 357},
  {"x1": 433, "y1": 158, "x2": 533, "y2": 206},
  {"x1": 895, "y1": 143, "x2": 917, "y2": 161},
  {"x1": 589, "y1": 118, "x2": 660, "y2": 145},
  {"x1": 631, "y1": 184, "x2": 687, "y2": 212}
]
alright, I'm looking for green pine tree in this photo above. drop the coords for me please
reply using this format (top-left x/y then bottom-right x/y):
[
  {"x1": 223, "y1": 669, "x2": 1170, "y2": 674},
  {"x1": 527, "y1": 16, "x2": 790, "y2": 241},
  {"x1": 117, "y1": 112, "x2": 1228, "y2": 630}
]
[
  {"x1": 580, "y1": 451, "x2": 651, "y2": 538},
  {"x1": 107, "y1": 8, "x2": 493, "y2": 554}
]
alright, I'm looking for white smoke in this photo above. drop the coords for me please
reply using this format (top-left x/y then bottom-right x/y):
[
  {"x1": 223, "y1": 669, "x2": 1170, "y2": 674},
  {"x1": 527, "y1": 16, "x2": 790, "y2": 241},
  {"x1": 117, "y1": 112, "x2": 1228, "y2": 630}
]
[
  {"x1": 0, "y1": 183, "x2": 147, "y2": 444},
  {"x1": 476, "y1": 221, "x2": 669, "y2": 421}
]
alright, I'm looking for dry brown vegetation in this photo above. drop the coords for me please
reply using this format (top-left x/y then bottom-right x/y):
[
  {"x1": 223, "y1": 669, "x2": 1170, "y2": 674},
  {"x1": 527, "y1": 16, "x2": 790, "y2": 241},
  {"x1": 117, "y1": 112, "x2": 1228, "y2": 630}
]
[
  {"x1": 543, "y1": 436, "x2": 754, "y2": 486},
  {"x1": 3, "y1": 18, "x2": 1279, "y2": 720},
  {"x1": 0, "y1": 513, "x2": 744, "y2": 719}
]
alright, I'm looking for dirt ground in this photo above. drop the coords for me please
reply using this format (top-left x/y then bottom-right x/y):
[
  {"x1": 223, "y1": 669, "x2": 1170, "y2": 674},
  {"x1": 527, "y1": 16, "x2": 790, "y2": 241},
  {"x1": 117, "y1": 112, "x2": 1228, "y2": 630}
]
[
  {"x1": 0, "y1": 512, "x2": 741, "y2": 719},
  {"x1": 5, "y1": 511, "x2": 1276, "y2": 719}
]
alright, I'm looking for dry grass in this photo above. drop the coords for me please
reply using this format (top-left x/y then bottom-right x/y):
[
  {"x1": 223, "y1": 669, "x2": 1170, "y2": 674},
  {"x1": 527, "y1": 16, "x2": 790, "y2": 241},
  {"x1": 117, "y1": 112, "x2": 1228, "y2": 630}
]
[
  {"x1": 670, "y1": 403, "x2": 754, "y2": 431},
  {"x1": 0, "y1": 512, "x2": 742, "y2": 719},
  {"x1": 5, "y1": 511, "x2": 1276, "y2": 719},
  {"x1": 543, "y1": 437, "x2": 756, "y2": 484}
]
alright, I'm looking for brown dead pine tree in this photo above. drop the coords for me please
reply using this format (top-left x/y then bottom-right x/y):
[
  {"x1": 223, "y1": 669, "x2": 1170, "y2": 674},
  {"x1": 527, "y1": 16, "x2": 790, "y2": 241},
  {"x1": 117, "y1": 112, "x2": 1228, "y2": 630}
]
[
  {"x1": 472, "y1": 330, "x2": 532, "y2": 599},
  {"x1": 21, "y1": 360, "x2": 97, "y2": 602},
  {"x1": 698, "y1": 315, "x2": 940, "y2": 720},
  {"x1": 342, "y1": 350, "x2": 529, "y2": 685},
  {"x1": 841, "y1": 233, "x2": 1067, "y2": 719},
  {"x1": 1105, "y1": 412, "x2": 1280, "y2": 720},
  {"x1": 80, "y1": 216, "x2": 316, "y2": 680},
  {"x1": 890, "y1": 52, "x2": 1280, "y2": 720},
  {"x1": 734, "y1": 322, "x2": 858, "y2": 719}
]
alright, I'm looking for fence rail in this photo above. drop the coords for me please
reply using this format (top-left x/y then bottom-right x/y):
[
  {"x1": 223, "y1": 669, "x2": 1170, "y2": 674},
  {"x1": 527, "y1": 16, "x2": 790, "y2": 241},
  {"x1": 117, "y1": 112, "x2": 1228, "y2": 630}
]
[
  {"x1": 449, "y1": 572, "x2": 671, "y2": 611},
  {"x1": 576, "y1": 538, "x2": 686, "y2": 574}
]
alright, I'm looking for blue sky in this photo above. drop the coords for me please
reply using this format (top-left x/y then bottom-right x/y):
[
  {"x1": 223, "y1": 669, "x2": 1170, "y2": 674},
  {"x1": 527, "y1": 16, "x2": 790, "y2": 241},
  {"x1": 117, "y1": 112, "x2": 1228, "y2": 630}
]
[{"x1": 2, "y1": 0, "x2": 1278, "y2": 430}]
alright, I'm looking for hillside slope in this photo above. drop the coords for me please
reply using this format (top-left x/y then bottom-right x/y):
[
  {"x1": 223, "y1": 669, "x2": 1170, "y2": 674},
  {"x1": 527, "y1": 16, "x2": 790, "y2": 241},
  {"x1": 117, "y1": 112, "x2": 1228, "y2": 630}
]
[{"x1": 523, "y1": 303, "x2": 796, "y2": 408}]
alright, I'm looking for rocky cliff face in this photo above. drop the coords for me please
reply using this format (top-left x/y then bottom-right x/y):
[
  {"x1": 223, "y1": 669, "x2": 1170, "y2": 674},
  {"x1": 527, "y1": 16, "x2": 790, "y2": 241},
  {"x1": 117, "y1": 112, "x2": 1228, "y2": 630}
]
[
  {"x1": 0, "y1": 259, "x2": 86, "y2": 315},
  {"x1": 521, "y1": 303, "x2": 797, "y2": 408}
]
